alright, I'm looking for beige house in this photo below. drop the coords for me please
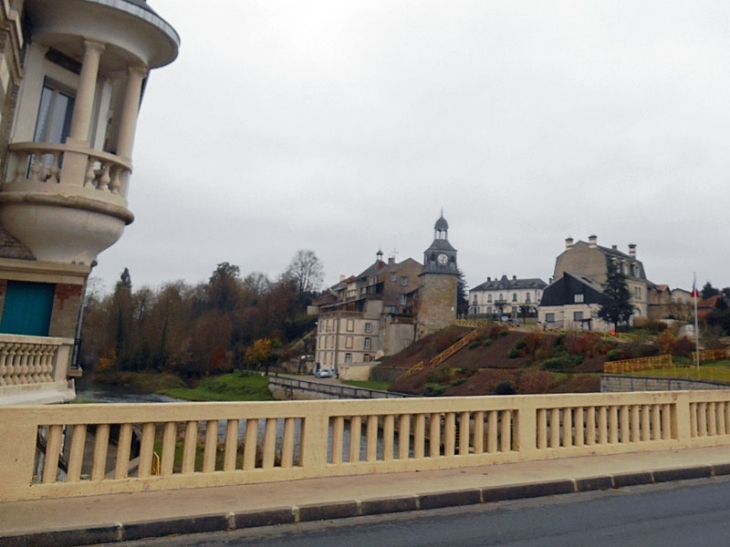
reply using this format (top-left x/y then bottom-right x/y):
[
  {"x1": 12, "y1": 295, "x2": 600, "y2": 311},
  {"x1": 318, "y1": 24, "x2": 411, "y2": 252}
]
[
  {"x1": 0, "y1": 0, "x2": 178, "y2": 404},
  {"x1": 539, "y1": 235, "x2": 651, "y2": 331}
]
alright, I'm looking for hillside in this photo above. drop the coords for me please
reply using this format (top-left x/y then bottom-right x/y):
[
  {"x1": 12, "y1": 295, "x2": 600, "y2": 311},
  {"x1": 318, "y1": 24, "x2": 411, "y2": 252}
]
[{"x1": 376, "y1": 325, "x2": 607, "y2": 396}]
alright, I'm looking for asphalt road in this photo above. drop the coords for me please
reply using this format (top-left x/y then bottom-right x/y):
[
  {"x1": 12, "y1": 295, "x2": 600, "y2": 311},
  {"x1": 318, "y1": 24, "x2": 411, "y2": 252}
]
[{"x1": 123, "y1": 476, "x2": 730, "y2": 547}]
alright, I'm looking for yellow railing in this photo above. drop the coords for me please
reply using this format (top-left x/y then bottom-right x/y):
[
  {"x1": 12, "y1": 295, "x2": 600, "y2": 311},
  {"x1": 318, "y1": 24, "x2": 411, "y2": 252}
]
[
  {"x1": 692, "y1": 349, "x2": 730, "y2": 364},
  {"x1": 397, "y1": 329, "x2": 480, "y2": 380},
  {"x1": 2, "y1": 390, "x2": 730, "y2": 502},
  {"x1": 604, "y1": 355, "x2": 674, "y2": 374}
]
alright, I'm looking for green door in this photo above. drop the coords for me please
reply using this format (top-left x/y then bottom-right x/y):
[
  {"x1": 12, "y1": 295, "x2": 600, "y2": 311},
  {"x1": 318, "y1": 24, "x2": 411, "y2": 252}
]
[{"x1": 0, "y1": 281, "x2": 55, "y2": 336}]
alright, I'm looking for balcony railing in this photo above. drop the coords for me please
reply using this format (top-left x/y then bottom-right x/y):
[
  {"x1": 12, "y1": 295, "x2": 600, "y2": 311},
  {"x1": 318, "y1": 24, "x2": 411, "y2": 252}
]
[
  {"x1": 0, "y1": 334, "x2": 74, "y2": 387},
  {"x1": 7, "y1": 142, "x2": 132, "y2": 196}
]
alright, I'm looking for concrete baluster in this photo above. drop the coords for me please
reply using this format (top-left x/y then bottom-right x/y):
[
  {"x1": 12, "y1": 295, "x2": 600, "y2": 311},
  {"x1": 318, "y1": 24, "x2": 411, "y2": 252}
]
[
  {"x1": 181, "y1": 421, "x2": 198, "y2": 474},
  {"x1": 262, "y1": 418, "x2": 277, "y2": 469},
  {"x1": 413, "y1": 414, "x2": 425, "y2": 459},
  {"x1": 382, "y1": 415, "x2": 394, "y2": 461},
  {"x1": 472, "y1": 411, "x2": 484, "y2": 455},
  {"x1": 242, "y1": 419, "x2": 258, "y2": 470},
  {"x1": 281, "y1": 417, "x2": 296, "y2": 468},
  {"x1": 114, "y1": 423, "x2": 134, "y2": 479},
  {"x1": 137, "y1": 422, "x2": 156, "y2": 478},
  {"x1": 398, "y1": 414, "x2": 411, "y2": 460},
  {"x1": 203, "y1": 420, "x2": 218, "y2": 473},
  {"x1": 223, "y1": 420, "x2": 239, "y2": 471},
  {"x1": 443, "y1": 412, "x2": 456, "y2": 456},
  {"x1": 429, "y1": 413, "x2": 441, "y2": 457},
  {"x1": 160, "y1": 422, "x2": 177, "y2": 476},
  {"x1": 348, "y1": 416, "x2": 362, "y2": 463},
  {"x1": 330, "y1": 416, "x2": 344, "y2": 464},
  {"x1": 366, "y1": 415, "x2": 378, "y2": 462}
]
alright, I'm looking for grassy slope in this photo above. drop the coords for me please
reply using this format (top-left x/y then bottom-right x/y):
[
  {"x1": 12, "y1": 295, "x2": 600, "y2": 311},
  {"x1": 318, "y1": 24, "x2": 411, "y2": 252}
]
[{"x1": 162, "y1": 372, "x2": 274, "y2": 402}]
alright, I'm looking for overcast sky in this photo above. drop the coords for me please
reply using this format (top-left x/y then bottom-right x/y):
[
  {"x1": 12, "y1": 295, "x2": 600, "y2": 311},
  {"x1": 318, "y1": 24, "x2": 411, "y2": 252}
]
[{"x1": 92, "y1": 0, "x2": 730, "y2": 294}]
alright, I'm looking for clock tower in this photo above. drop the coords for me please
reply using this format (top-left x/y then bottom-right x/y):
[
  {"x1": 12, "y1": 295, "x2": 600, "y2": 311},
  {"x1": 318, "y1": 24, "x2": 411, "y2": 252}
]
[{"x1": 417, "y1": 213, "x2": 459, "y2": 339}]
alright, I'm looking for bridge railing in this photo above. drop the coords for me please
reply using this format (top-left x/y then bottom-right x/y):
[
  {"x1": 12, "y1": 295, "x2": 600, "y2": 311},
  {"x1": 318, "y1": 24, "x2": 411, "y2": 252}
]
[{"x1": 1, "y1": 390, "x2": 729, "y2": 502}]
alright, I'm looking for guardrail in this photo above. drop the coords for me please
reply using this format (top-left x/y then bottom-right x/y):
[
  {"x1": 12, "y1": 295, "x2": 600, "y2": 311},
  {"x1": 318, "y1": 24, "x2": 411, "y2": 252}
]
[
  {"x1": 604, "y1": 355, "x2": 674, "y2": 374},
  {"x1": 2, "y1": 390, "x2": 730, "y2": 502},
  {"x1": 693, "y1": 349, "x2": 730, "y2": 363}
]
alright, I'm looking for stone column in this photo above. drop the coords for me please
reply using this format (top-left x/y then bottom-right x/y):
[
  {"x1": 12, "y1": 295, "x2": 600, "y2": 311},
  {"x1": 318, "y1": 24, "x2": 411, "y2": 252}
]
[
  {"x1": 61, "y1": 39, "x2": 105, "y2": 187},
  {"x1": 67, "y1": 39, "x2": 105, "y2": 145},
  {"x1": 115, "y1": 65, "x2": 147, "y2": 160}
]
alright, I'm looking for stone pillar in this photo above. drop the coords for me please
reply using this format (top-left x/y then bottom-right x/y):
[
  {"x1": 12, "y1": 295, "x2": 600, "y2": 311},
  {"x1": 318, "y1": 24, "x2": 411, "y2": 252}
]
[
  {"x1": 115, "y1": 65, "x2": 147, "y2": 160},
  {"x1": 67, "y1": 40, "x2": 105, "y2": 144},
  {"x1": 61, "y1": 40, "x2": 105, "y2": 187}
]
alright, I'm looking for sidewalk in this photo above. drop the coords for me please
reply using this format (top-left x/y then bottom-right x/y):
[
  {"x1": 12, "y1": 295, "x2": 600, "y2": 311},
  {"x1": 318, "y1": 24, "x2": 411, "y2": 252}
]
[{"x1": 2, "y1": 446, "x2": 730, "y2": 547}]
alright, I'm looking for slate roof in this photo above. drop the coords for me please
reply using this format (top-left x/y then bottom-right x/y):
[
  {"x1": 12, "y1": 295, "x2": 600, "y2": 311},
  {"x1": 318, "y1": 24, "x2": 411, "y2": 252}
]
[
  {"x1": 471, "y1": 275, "x2": 547, "y2": 292},
  {"x1": 426, "y1": 238, "x2": 457, "y2": 252},
  {"x1": 540, "y1": 272, "x2": 604, "y2": 307}
]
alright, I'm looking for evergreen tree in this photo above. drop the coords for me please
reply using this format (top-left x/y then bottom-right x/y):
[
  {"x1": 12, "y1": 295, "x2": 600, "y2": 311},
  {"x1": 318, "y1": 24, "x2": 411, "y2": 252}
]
[
  {"x1": 456, "y1": 269, "x2": 469, "y2": 317},
  {"x1": 701, "y1": 281, "x2": 720, "y2": 301},
  {"x1": 598, "y1": 262, "x2": 634, "y2": 331}
]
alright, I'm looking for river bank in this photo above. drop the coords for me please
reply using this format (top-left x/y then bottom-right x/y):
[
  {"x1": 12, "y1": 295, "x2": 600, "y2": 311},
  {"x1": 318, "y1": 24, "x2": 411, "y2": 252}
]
[{"x1": 78, "y1": 370, "x2": 275, "y2": 403}]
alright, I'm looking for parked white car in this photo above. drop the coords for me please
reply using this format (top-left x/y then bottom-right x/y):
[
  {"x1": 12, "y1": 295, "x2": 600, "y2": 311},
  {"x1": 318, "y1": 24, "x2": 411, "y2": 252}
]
[{"x1": 314, "y1": 368, "x2": 335, "y2": 379}]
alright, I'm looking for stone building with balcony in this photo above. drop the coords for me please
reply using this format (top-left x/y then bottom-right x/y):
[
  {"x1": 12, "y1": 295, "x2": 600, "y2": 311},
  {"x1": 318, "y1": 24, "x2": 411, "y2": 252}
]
[
  {"x1": 0, "y1": 0, "x2": 178, "y2": 404},
  {"x1": 311, "y1": 215, "x2": 459, "y2": 377}
]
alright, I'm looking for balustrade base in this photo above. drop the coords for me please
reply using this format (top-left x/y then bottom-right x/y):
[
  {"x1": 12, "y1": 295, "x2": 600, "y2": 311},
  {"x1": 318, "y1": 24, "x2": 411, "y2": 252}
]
[{"x1": 0, "y1": 379, "x2": 75, "y2": 406}]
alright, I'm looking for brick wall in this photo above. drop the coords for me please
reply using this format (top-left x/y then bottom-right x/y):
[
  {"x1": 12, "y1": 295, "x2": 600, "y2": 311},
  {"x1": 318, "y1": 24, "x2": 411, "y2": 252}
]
[{"x1": 48, "y1": 283, "x2": 83, "y2": 338}]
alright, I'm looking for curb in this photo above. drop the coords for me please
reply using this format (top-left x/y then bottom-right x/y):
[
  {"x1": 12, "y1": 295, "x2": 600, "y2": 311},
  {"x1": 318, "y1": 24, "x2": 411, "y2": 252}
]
[{"x1": 3, "y1": 463, "x2": 729, "y2": 547}]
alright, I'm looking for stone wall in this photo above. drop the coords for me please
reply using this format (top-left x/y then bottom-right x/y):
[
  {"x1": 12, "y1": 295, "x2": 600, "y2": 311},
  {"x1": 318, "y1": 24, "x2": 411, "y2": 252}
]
[
  {"x1": 268, "y1": 376, "x2": 408, "y2": 401},
  {"x1": 601, "y1": 374, "x2": 728, "y2": 392},
  {"x1": 416, "y1": 273, "x2": 457, "y2": 339}
]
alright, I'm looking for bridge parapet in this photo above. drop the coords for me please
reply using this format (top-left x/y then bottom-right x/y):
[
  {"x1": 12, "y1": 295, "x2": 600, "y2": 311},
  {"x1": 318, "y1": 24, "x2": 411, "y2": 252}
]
[{"x1": 1, "y1": 390, "x2": 729, "y2": 502}]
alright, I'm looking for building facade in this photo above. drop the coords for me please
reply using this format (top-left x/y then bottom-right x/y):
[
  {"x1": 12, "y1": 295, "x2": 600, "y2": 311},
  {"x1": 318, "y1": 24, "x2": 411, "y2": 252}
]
[
  {"x1": 313, "y1": 215, "x2": 459, "y2": 372},
  {"x1": 539, "y1": 235, "x2": 651, "y2": 331},
  {"x1": 0, "y1": 0, "x2": 178, "y2": 404},
  {"x1": 468, "y1": 275, "x2": 546, "y2": 319}
]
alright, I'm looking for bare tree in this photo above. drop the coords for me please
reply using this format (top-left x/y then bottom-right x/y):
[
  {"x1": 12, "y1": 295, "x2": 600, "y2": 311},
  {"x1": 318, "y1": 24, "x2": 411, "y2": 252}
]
[{"x1": 284, "y1": 250, "x2": 324, "y2": 294}]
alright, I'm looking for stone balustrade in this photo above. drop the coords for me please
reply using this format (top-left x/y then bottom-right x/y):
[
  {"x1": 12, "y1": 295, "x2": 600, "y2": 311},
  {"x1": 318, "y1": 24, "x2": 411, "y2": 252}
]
[
  {"x1": 1, "y1": 390, "x2": 729, "y2": 502},
  {"x1": 0, "y1": 335, "x2": 72, "y2": 386},
  {"x1": 7, "y1": 142, "x2": 132, "y2": 195}
]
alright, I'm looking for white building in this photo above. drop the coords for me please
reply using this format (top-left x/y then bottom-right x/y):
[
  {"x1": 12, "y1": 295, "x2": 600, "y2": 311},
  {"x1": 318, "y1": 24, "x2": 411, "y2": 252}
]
[{"x1": 468, "y1": 275, "x2": 546, "y2": 318}]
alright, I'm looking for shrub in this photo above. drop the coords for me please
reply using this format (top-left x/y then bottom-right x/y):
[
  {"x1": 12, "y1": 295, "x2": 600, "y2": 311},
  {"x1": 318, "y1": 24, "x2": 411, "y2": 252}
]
[
  {"x1": 494, "y1": 380, "x2": 517, "y2": 395},
  {"x1": 468, "y1": 341, "x2": 480, "y2": 350},
  {"x1": 508, "y1": 349, "x2": 519, "y2": 359},
  {"x1": 656, "y1": 330, "x2": 676, "y2": 355},
  {"x1": 482, "y1": 339, "x2": 493, "y2": 347},
  {"x1": 541, "y1": 356, "x2": 571, "y2": 371},
  {"x1": 424, "y1": 383, "x2": 447, "y2": 397},
  {"x1": 605, "y1": 348, "x2": 623, "y2": 362},
  {"x1": 672, "y1": 337, "x2": 694, "y2": 357}
]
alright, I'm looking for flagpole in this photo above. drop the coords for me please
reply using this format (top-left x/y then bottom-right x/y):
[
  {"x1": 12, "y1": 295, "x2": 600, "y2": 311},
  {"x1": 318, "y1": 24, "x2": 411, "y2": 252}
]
[{"x1": 693, "y1": 273, "x2": 700, "y2": 370}]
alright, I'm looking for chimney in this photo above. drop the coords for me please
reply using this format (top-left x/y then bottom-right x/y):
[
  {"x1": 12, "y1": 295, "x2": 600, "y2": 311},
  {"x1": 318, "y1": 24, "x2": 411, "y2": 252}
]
[
  {"x1": 565, "y1": 237, "x2": 574, "y2": 250},
  {"x1": 612, "y1": 245, "x2": 617, "y2": 250},
  {"x1": 588, "y1": 235, "x2": 597, "y2": 248},
  {"x1": 629, "y1": 243, "x2": 636, "y2": 258},
  {"x1": 388, "y1": 257, "x2": 395, "y2": 266},
  {"x1": 513, "y1": 275, "x2": 517, "y2": 280},
  {"x1": 487, "y1": 277, "x2": 491, "y2": 282}
]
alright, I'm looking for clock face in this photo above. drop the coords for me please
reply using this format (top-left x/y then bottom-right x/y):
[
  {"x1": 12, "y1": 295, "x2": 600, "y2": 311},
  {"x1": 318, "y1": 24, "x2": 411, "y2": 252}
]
[{"x1": 437, "y1": 253, "x2": 448, "y2": 265}]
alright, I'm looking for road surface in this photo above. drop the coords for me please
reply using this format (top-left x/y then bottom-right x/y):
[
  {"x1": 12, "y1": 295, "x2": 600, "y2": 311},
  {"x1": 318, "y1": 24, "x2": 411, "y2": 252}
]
[{"x1": 120, "y1": 476, "x2": 730, "y2": 547}]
